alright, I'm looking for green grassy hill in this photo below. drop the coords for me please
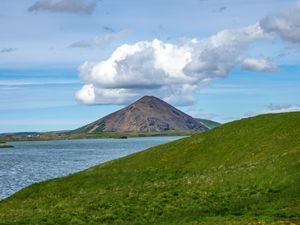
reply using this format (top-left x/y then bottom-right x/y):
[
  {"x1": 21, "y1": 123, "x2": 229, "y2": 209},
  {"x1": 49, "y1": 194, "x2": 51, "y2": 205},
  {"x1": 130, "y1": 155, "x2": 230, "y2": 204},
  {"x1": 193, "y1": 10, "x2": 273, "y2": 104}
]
[{"x1": 1, "y1": 112, "x2": 300, "y2": 224}]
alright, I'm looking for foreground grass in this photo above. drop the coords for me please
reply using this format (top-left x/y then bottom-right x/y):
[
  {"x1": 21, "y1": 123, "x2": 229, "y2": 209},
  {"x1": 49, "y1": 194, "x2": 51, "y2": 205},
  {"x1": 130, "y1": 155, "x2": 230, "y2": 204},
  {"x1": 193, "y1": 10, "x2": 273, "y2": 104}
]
[{"x1": 1, "y1": 112, "x2": 300, "y2": 224}]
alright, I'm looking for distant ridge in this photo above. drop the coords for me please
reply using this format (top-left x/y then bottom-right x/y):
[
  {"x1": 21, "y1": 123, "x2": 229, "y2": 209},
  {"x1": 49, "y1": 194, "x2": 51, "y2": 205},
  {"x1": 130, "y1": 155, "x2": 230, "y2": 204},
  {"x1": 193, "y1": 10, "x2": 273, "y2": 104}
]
[
  {"x1": 196, "y1": 118, "x2": 221, "y2": 129},
  {"x1": 75, "y1": 96, "x2": 209, "y2": 133}
]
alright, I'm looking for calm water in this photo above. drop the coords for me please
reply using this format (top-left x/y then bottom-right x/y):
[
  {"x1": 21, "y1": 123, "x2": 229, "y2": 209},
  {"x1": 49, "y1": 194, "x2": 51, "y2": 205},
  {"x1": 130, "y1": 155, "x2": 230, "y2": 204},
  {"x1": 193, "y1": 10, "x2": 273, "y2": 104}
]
[{"x1": 0, "y1": 136, "x2": 183, "y2": 200}]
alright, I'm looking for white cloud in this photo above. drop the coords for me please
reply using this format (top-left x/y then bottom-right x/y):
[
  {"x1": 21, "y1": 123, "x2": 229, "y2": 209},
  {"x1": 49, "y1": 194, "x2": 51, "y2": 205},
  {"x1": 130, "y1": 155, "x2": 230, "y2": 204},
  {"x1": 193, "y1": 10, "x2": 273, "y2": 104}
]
[
  {"x1": 70, "y1": 30, "x2": 130, "y2": 48},
  {"x1": 0, "y1": 79, "x2": 79, "y2": 86},
  {"x1": 76, "y1": 0, "x2": 300, "y2": 106},
  {"x1": 241, "y1": 58, "x2": 278, "y2": 72},
  {"x1": 76, "y1": 24, "x2": 266, "y2": 105},
  {"x1": 263, "y1": 104, "x2": 300, "y2": 114},
  {"x1": 245, "y1": 104, "x2": 300, "y2": 117},
  {"x1": 260, "y1": 1, "x2": 300, "y2": 44},
  {"x1": 76, "y1": 85, "x2": 138, "y2": 105},
  {"x1": 28, "y1": 0, "x2": 97, "y2": 15},
  {"x1": 0, "y1": 48, "x2": 16, "y2": 53},
  {"x1": 75, "y1": 84, "x2": 95, "y2": 104}
]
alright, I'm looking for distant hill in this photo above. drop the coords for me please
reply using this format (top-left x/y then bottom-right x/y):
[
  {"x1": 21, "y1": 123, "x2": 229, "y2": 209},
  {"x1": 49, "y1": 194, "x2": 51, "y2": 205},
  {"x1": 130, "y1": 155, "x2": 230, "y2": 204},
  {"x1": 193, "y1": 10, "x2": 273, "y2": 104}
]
[
  {"x1": 0, "y1": 132, "x2": 41, "y2": 137},
  {"x1": 196, "y1": 118, "x2": 221, "y2": 129},
  {"x1": 75, "y1": 96, "x2": 208, "y2": 133},
  {"x1": 2, "y1": 112, "x2": 300, "y2": 224}
]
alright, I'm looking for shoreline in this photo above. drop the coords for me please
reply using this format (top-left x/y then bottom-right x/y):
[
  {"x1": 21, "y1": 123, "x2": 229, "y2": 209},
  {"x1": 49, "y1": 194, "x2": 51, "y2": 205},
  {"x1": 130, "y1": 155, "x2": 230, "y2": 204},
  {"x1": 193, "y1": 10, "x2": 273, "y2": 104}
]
[
  {"x1": 0, "y1": 145, "x2": 14, "y2": 148},
  {"x1": 0, "y1": 130, "x2": 199, "y2": 143}
]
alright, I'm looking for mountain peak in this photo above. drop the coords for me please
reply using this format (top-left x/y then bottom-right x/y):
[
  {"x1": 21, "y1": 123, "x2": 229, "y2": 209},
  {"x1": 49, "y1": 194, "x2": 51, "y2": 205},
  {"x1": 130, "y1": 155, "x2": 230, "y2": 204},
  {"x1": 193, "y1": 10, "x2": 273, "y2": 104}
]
[
  {"x1": 76, "y1": 96, "x2": 208, "y2": 133},
  {"x1": 135, "y1": 95, "x2": 161, "y2": 103},
  {"x1": 139, "y1": 95, "x2": 156, "y2": 100}
]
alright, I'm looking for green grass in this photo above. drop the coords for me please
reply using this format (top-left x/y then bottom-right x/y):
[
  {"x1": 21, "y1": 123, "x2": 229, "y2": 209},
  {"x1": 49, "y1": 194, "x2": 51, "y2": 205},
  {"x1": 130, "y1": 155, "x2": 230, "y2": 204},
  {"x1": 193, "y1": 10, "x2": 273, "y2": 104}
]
[
  {"x1": 94, "y1": 121, "x2": 106, "y2": 132},
  {"x1": 0, "y1": 140, "x2": 13, "y2": 148},
  {"x1": 1, "y1": 130, "x2": 198, "y2": 142},
  {"x1": 0, "y1": 144, "x2": 14, "y2": 148},
  {"x1": 1, "y1": 112, "x2": 300, "y2": 224},
  {"x1": 72, "y1": 120, "x2": 106, "y2": 133},
  {"x1": 196, "y1": 118, "x2": 221, "y2": 129}
]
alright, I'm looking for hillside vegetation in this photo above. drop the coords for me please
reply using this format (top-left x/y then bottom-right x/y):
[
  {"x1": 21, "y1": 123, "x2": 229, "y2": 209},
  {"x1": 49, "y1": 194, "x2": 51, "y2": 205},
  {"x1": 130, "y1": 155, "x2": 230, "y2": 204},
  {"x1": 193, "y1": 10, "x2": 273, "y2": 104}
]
[
  {"x1": 0, "y1": 145, "x2": 14, "y2": 148},
  {"x1": 196, "y1": 118, "x2": 221, "y2": 129},
  {"x1": 0, "y1": 139, "x2": 13, "y2": 148},
  {"x1": 1, "y1": 112, "x2": 300, "y2": 224},
  {"x1": 1, "y1": 130, "x2": 198, "y2": 142}
]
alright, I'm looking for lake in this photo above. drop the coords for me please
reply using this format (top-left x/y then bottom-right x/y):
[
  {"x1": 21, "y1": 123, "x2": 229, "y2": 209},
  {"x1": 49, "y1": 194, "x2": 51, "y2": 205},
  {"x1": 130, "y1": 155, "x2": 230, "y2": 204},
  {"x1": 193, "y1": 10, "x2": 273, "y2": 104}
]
[{"x1": 0, "y1": 136, "x2": 183, "y2": 200}]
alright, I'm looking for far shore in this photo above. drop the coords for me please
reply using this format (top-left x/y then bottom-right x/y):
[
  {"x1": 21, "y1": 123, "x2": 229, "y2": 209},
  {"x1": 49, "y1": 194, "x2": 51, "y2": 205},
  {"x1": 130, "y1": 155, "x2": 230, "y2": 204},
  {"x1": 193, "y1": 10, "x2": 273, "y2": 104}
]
[
  {"x1": 0, "y1": 145, "x2": 14, "y2": 148},
  {"x1": 0, "y1": 130, "x2": 199, "y2": 143}
]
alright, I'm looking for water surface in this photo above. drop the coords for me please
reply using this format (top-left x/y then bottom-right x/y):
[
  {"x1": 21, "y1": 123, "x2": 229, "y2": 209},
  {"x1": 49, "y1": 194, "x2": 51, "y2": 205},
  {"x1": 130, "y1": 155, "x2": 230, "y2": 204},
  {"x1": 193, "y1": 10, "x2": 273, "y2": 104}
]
[{"x1": 0, "y1": 136, "x2": 183, "y2": 199}]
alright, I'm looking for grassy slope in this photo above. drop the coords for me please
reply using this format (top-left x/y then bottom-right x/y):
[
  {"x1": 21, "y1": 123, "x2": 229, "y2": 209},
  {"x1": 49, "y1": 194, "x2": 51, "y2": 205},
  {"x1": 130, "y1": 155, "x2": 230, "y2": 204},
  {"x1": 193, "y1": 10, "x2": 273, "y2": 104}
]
[
  {"x1": 1, "y1": 112, "x2": 300, "y2": 225},
  {"x1": 196, "y1": 119, "x2": 221, "y2": 129},
  {"x1": 73, "y1": 120, "x2": 106, "y2": 133}
]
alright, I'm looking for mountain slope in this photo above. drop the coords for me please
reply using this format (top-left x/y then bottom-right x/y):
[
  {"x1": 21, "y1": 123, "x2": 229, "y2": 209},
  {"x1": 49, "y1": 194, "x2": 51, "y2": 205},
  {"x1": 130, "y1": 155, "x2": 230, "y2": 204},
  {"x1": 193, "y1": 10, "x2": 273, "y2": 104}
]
[
  {"x1": 196, "y1": 118, "x2": 221, "y2": 129},
  {"x1": 75, "y1": 96, "x2": 208, "y2": 133},
  {"x1": 1, "y1": 112, "x2": 300, "y2": 224}
]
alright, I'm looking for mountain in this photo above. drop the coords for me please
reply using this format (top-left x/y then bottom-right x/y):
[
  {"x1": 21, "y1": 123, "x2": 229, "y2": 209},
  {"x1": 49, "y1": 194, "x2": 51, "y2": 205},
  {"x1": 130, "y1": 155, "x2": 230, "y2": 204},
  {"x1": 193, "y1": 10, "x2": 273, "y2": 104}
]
[
  {"x1": 196, "y1": 118, "x2": 221, "y2": 129},
  {"x1": 75, "y1": 96, "x2": 208, "y2": 133},
  {"x1": 2, "y1": 112, "x2": 300, "y2": 224}
]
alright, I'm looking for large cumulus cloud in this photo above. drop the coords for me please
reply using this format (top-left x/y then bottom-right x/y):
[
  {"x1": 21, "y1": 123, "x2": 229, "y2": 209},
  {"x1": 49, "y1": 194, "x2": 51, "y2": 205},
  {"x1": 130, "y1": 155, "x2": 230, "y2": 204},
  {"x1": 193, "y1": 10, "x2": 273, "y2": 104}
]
[
  {"x1": 76, "y1": 24, "x2": 267, "y2": 105},
  {"x1": 76, "y1": 1, "x2": 300, "y2": 106}
]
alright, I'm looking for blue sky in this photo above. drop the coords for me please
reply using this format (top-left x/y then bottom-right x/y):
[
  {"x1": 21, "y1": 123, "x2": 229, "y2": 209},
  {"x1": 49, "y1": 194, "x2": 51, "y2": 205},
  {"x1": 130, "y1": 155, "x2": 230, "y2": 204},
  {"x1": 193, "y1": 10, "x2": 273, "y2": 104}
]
[{"x1": 0, "y1": 0, "x2": 300, "y2": 132}]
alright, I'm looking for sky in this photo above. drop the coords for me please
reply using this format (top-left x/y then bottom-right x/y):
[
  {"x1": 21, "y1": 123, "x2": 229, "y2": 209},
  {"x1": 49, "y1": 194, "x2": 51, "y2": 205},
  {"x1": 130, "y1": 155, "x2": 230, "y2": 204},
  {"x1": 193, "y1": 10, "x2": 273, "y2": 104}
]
[{"x1": 1, "y1": 0, "x2": 300, "y2": 133}]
